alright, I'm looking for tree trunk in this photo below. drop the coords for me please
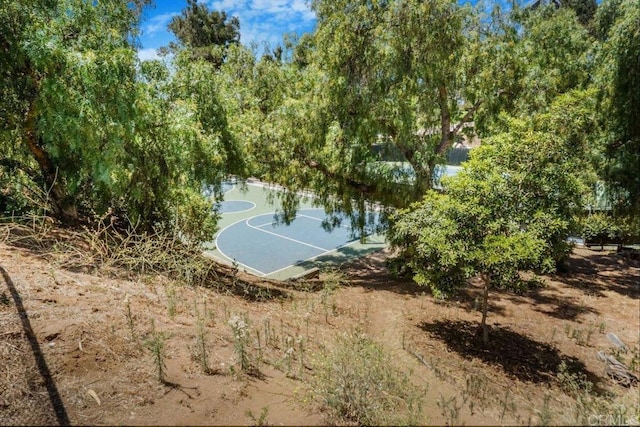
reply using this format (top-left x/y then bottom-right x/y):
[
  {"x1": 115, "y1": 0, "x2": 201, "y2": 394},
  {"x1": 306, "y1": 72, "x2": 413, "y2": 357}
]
[
  {"x1": 24, "y1": 100, "x2": 78, "y2": 222},
  {"x1": 481, "y1": 274, "x2": 490, "y2": 345}
]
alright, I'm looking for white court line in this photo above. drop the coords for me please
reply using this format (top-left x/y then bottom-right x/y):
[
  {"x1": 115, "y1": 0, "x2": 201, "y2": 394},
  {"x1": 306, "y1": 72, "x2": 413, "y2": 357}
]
[
  {"x1": 297, "y1": 213, "x2": 352, "y2": 229},
  {"x1": 265, "y1": 237, "x2": 364, "y2": 278},
  {"x1": 219, "y1": 200, "x2": 256, "y2": 215},
  {"x1": 215, "y1": 208, "x2": 373, "y2": 277},
  {"x1": 214, "y1": 217, "x2": 269, "y2": 277},
  {"x1": 253, "y1": 221, "x2": 274, "y2": 228},
  {"x1": 245, "y1": 218, "x2": 331, "y2": 252}
]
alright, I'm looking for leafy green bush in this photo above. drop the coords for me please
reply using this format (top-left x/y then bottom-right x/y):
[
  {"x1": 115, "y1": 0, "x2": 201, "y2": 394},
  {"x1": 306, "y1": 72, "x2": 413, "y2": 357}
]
[
  {"x1": 311, "y1": 331, "x2": 425, "y2": 426},
  {"x1": 579, "y1": 213, "x2": 623, "y2": 245},
  {"x1": 578, "y1": 213, "x2": 640, "y2": 246}
]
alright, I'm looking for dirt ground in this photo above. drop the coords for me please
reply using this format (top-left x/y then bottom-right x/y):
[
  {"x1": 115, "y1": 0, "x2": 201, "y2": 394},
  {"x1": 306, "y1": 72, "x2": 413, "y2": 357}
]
[{"x1": 0, "y1": 236, "x2": 638, "y2": 426}]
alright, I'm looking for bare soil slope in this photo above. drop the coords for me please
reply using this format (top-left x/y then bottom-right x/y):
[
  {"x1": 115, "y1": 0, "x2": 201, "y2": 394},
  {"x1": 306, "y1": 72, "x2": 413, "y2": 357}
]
[{"x1": 1, "y1": 238, "x2": 638, "y2": 426}]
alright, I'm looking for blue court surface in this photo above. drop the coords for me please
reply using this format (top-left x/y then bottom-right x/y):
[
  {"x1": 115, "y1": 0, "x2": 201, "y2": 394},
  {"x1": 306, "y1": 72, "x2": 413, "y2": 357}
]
[
  {"x1": 205, "y1": 181, "x2": 386, "y2": 279},
  {"x1": 217, "y1": 200, "x2": 256, "y2": 214}
]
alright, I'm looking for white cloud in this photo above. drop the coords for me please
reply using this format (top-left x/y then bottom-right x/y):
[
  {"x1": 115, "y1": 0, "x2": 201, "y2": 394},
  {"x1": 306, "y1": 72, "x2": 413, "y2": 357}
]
[
  {"x1": 208, "y1": 0, "x2": 315, "y2": 47},
  {"x1": 137, "y1": 48, "x2": 161, "y2": 61},
  {"x1": 139, "y1": 1, "x2": 316, "y2": 53},
  {"x1": 143, "y1": 12, "x2": 178, "y2": 36}
]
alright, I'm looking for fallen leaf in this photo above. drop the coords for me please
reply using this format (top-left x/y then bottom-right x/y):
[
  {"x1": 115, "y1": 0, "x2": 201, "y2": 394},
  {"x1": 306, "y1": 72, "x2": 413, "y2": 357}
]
[{"x1": 87, "y1": 389, "x2": 101, "y2": 406}]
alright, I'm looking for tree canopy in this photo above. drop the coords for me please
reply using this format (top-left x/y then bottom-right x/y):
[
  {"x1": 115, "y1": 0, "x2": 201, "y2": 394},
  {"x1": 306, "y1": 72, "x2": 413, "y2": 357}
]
[
  {"x1": 167, "y1": 0, "x2": 240, "y2": 67},
  {"x1": 388, "y1": 90, "x2": 598, "y2": 343},
  {"x1": 1, "y1": 0, "x2": 636, "y2": 271},
  {"x1": 594, "y1": 0, "x2": 640, "y2": 213},
  {"x1": 0, "y1": 0, "x2": 241, "y2": 242}
]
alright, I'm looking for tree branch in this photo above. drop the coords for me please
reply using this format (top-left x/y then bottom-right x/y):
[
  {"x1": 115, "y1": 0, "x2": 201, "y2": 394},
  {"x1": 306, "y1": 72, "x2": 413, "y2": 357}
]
[
  {"x1": 451, "y1": 99, "x2": 483, "y2": 137},
  {"x1": 437, "y1": 98, "x2": 484, "y2": 155},
  {"x1": 304, "y1": 158, "x2": 378, "y2": 196},
  {"x1": 437, "y1": 85, "x2": 451, "y2": 155}
]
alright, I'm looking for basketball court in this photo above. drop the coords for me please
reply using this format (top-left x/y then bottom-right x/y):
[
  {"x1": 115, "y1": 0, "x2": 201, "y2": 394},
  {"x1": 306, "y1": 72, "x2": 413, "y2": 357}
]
[{"x1": 204, "y1": 180, "x2": 386, "y2": 280}]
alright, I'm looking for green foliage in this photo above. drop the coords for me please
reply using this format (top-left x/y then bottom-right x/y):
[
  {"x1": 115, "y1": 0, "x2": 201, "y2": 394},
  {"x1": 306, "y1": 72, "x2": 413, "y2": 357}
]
[
  {"x1": 563, "y1": 0, "x2": 598, "y2": 27},
  {"x1": 1, "y1": 0, "x2": 141, "y2": 220},
  {"x1": 311, "y1": 331, "x2": 425, "y2": 426},
  {"x1": 114, "y1": 61, "x2": 226, "y2": 240},
  {"x1": 477, "y1": 4, "x2": 593, "y2": 134},
  {"x1": 578, "y1": 213, "x2": 640, "y2": 246},
  {"x1": 241, "y1": 0, "x2": 483, "y2": 227},
  {"x1": 594, "y1": 0, "x2": 640, "y2": 213},
  {"x1": 168, "y1": 0, "x2": 240, "y2": 67},
  {"x1": 0, "y1": 0, "x2": 242, "y2": 243},
  {"x1": 389, "y1": 92, "x2": 595, "y2": 340},
  {"x1": 230, "y1": 0, "x2": 602, "y2": 236},
  {"x1": 389, "y1": 182, "x2": 550, "y2": 299},
  {"x1": 144, "y1": 320, "x2": 169, "y2": 383}
]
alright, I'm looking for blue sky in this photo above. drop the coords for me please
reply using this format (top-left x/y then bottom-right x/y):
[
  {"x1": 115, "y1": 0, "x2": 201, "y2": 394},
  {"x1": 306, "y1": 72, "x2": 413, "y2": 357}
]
[{"x1": 137, "y1": 0, "x2": 317, "y2": 60}]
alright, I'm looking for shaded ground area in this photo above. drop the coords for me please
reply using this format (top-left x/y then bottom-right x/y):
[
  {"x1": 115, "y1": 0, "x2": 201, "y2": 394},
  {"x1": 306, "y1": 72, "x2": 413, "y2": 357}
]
[
  {"x1": 420, "y1": 320, "x2": 594, "y2": 385},
  {"x1": 0, "y1": 287, "x2": 59, "y2": 426}
]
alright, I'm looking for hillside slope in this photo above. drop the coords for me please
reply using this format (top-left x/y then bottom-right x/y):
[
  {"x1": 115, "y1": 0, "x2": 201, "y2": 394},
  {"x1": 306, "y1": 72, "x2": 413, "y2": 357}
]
[{"x1": 1, "y1": 238, "x2": 638, "y2": 425}]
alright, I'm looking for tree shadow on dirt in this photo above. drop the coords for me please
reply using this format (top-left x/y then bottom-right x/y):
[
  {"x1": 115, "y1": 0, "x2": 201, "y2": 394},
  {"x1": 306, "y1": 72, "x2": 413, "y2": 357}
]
[
  {"x1": 338, "y1": 250, "x2": 428, "y2": 296},
  {"x1": 0, "y1": 265, "x2": 70, "y2": 426},
  {"x1": 345, "y1": 271, "x2": 425, "y2": 295},
  {"x1": 509, "y1": 288, "x2": 599, "y2": 321},
  {"x1": 553, "y1": 251, "x2": 640, "y2": 300},
  {"x1": 451, "y1": 266, "x2": 603, "y2": 322},
  {"x1": 419, "y1": 320, "x2": 603, "y2": 389}
]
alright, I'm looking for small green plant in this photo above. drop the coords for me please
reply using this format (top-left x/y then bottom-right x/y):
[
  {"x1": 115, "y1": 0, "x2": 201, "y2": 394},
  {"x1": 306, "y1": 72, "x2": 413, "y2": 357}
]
[
  {"x1": 166, "y1": 284, "x2": 177, "y2": 318},
  {"x1": 598, "y1": 321, "x2": 607, "y2": 334},
  {"x1": 498, "y1": 388, "x2": 516, "y2": 424},
  {"x1": 228, "y1": 314, "x2": 255, "y2": 375},
  {"x1": 437, "y1": 394, "x2": 462, "y2": 425},
  {"x1": 246, "y1": 406, "x2": 270, "y2": 426},
  {"x1": 193, "y1": 301, "x2": 211, "y2": 374},
  {"x1": 585, "y1": 323, "x2": 596, "y2": 346},
  {"x1": 320, "y1": 270, "x2": 343, "y2": 322},
  {"x1": 282, "y1": 335, "x2": 294, "y2": 376},
  {"x1": 536, "y1": 393, "x2": 553, "y2": 426},
  {"x1": 297, "y1": 335, "x2": 306, "y2": 376},
  {"x1": 461, "y1": 371, "x2": 489, "y2": 414},
  {"x1": 311, "y1": 331, "x2": 425, "y2": 425},
  {"x1": 144, "y1": 320, "x2": 169, "y2": 383},
  {"x1": 124, "y1": 294, "x2": 136, "y2": 342},
  {"x1": 565, "y1": 323, "x2": 596, "y2": 347},
  {"x1": 262, "y1": 318, "x2": 274, "y2": 348}
]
